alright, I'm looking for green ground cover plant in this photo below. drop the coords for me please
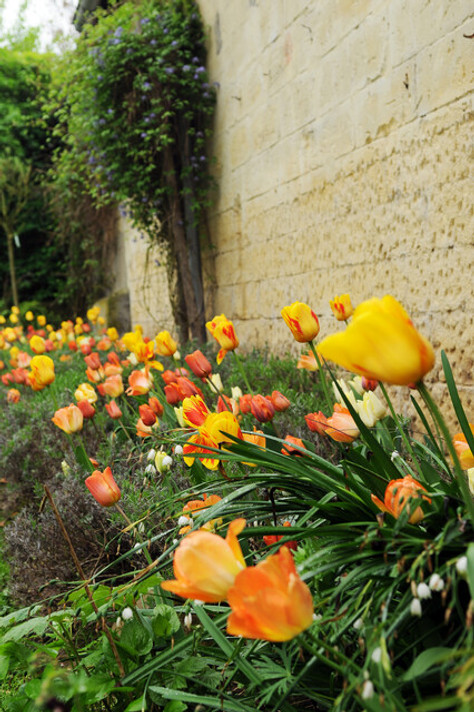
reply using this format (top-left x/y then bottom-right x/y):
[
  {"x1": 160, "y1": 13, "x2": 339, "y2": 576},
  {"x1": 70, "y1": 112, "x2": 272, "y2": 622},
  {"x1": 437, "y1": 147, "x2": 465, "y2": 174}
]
[{"x1": 0, "y1": 296, "x2": 472, "y2": 712}]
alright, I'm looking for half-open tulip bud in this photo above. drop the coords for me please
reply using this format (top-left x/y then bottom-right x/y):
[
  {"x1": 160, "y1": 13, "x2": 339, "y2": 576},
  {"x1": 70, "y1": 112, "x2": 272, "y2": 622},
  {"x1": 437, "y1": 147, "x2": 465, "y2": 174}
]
[
  {"x1": 227, "y1": 546, "x2": 313, "y2": 641},
  {"x1": 52, "y1": 404, "x2": 84, "y2": 434},
  {"x1": 139, "y1": 404, "x2": 157, "y2": 427},
  {"x1": 85, "y1": 467, "x2": 121, "y2": 506},
  {"x1": 452, "y1": 425, "x2": 474, "y2": 470},
  {"x1": 185, "y1": 350, "x2": 212, "y2": 379},
  {"x1": 77, "y1": 399, "x2": 96, "y2": 419},
  {"x1": 105, "y1": 400, "x2": 122, "y2": 419},
  {"x1": 270, "y1": 390, "x2": 290, "y2": 412},
  {"x1": 206, "y1": 314, "x2": 239, "y2": 364},
  {"x1": 281, "y1": 302, "x2": 320, "y2": 343},
  {"x1": 155, "y1": 330, "x2": 178, "y2": 357},
  {"x1": 325, "y1": 404, "x2": 359, "y2": 443},
  {"x1": 161, "y1": 518, "x2": 246, "y2": 602},
  {"x1": 329, "y1": 294, "x2": 354, "y2": 321},
  {"x1": 28, "y1": 355, "x2": 55, "y2": 391},
  {"x1": 250, "y1": 394, "x2": 275, "y2": 423},
  {"x1": 305, "y1": 411, "x2": 328, "y2": 435}
]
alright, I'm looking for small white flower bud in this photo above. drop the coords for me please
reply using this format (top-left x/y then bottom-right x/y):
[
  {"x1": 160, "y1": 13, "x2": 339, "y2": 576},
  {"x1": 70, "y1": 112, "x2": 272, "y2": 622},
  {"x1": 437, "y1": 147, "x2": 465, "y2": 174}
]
[
  {"x1": 162, "y1": 455, "x2": 173, "y2": 468},
  {"x1": 174, "y1": 444, "x2": 183, "y2": 455},
  {"x1": 231, "y1": 386, "x2": 243, "y2": 400},
  {"x1": 184, "y1": 613, "x2": 192, "y2": 629},
  {"x1": 145, "y1": 463, "x2": 156, "y2": 475},
  {"x1": 353, "y1": 617, "x2": 364, "y2": 631},
  {"x1": 429, "y1": 573, "x2": 445, "y2": 591},
  {"x1": 391, "y1": 450, "x2": 400, "y2": 462},
  {"x1": 193, "y1": 599, "x2": 204, "y2": 606},
  {"x1": 416, "y1": 582, "x2": 431, "y2": 600},
  {"x1": 371, "y1": 647, "x2": 382, "y2": 663},
  {"x1": 147, "y1": 448, "x2": 156, "y2": 461},
  {"x1": 178, "y1": 515, "x2": 192, "y2": 527},
  {"x1": 122, "y1": 607, "x2": 133, "y2": 620},
  {"x1": 456, "y1": 556, "x2": 468, "y2": 575},
  {"x1": 410, "y1": 598, "x2": 422, "y2": 617},
  {"x1": 361, "y1": 679, "x2": 374, "y2": 700},
  {"x1": 173, "y1": 350, "x2": 181, "y2": 360}
]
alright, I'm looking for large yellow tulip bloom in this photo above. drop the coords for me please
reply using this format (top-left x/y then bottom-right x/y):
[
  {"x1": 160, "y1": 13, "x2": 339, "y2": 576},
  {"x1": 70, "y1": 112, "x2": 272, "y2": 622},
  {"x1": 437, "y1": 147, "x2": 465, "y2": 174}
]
[{"x1": 318, "y1": 295, "x2": 434, "y2": 386}]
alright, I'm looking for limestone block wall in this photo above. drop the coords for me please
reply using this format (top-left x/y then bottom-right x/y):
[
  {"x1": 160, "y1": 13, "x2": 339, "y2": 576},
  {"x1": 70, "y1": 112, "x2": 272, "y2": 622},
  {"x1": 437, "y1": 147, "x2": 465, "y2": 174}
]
[
  {"x1": 198, "y1": 0, "x2": 474, "y2": 414},
  {"x1": 116, "y1": 214, "x2": 175, "y2": 337}
]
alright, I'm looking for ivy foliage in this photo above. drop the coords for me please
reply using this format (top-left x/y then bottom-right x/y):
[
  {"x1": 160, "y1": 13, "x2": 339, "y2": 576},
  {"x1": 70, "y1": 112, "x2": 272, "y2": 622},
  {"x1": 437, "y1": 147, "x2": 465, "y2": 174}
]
[{"x1": 52, "y1": 0, "x2": 216, "y2": 339}]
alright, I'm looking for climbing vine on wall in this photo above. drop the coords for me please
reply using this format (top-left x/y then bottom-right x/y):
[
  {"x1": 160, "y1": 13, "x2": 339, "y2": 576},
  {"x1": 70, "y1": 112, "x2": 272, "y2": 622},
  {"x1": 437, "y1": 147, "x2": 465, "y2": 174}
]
[{"x1": 54, "y1": 0, "x2": 216, "y2": 341}]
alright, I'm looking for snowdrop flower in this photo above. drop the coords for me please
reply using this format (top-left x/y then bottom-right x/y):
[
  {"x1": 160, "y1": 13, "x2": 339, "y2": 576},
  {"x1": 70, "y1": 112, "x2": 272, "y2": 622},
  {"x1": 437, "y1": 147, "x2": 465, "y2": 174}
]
[
  {"x1": 122, "y1": 607, "x2": 133, "y2": 620},
  {"x1": 353, "y1": 617, "x2": 364, "y2": 631},
  {"x1": 184, "y1": 612, "x2": 193, "y2": 630},
  {"x1": 193, "y1": 599, "x2": 204, "y2": 606},
  {"x1": 371, "y1": 647, "x2": 382, "y2": 663},
  {"x1": 147, "y1": 448, "x2": 156, "y2": 461},
  {"x1": 162, "y1": 455, "x2": 173, "y2": 468},
  {"x1": 390, "y1": 450, "x2": 400, "y2": 462},
  {"x1": 145, "y1": 463, "x2": 156, "y2": 475},
  {"x1": 456, "y1": 556, "x2": 467, "y2": 575},
  {"x1": 174, "y1": 444, "x2": 184, "y2": 455},
  {"x1": 410, "y1": 598, "x2": 422, "y2": 617},
  {"x1": 178, "y1": 515, "x2": 192, "y2": 528},
  {"x1": 361, "y1": 679, "x2": 374, "y2": 700},
  {"x1": 429, "y1": 573, "x2": 445, "y2": 592},
  {"x1": 417, "y1": 582, "x2": 431, "y2": 600}
]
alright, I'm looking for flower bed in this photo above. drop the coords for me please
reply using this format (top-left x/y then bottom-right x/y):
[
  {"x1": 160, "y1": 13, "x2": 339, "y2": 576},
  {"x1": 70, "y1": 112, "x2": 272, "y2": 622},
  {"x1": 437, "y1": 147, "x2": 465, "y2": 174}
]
[{"x1": 0, "y1": 297, "x2": 472, "y2": 712}]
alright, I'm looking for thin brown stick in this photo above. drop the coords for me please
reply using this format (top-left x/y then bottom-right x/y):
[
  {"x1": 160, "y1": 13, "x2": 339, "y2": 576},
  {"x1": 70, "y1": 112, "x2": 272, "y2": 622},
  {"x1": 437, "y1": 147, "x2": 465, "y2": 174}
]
[{"x1": 43, "y1": 485, "x2": 125, "y2": 678}]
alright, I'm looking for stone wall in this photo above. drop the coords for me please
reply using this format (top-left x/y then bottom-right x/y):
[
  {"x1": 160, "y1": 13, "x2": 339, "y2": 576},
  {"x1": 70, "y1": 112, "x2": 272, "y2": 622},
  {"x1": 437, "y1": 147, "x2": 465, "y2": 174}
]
[{"x1": 196, "y1": 0, "x2": 474, "y2": 415}]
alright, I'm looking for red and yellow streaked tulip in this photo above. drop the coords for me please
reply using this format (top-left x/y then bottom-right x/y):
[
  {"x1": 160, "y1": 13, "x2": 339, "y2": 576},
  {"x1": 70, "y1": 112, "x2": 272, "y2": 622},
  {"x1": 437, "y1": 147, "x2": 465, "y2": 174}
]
[
  {"x1": 182, "y1": 395, "x2": 210, "y2": 427},
  {"x1": 161, "y1": 518, "x2": 246, "y2": 602},
  {"x1": 85, "y1": 466, "x2": 121, "y2": 506},
  {"x1": 206, "y1": 314, "x2": 239, "y2": 364},
  {"x1": 371, "y1": 476, "x2": 431, "y2": 524},
  {"x1": 205, "y1": 411, "x2": 243, "y2": 446},
  {"x1": 28, "y1": 355, "x2": 55, "y2": 391},
  {"x1": 318, "y1": 295, "x2": 435, "y2": 386},
  {"x1": 155, "y1": 331, "x2": 178, "y2": 357},
  {"x1": 281, "y1": 302, "x2": 320, "y2": 343},
  {"x1": 7, "y1": 388, "x2": 21, "y2": 404},
  {"x1": 30, "y1": 334, "x2": 46, "y2": 354},
  {"x1": 183, "y1": 428, "x2": 220, "y2": 470},
  {"x1": 452, "y1": 425, "x2": 474, "y2": 470},
  {"x1": 227, "y1": 546, "x2": 313, "y2": 641},
  {"x1": 329, "y1": 294, "x2": 354, "y2": 321},
  {"x1": 52, "y1": 404, "x2": 84, "y2": 434}
]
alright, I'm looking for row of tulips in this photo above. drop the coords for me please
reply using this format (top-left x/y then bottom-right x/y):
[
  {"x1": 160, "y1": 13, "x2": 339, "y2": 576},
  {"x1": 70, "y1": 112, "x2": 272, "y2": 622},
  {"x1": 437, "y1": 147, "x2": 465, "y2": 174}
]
[{"x1": 1, "y1": 293, "x2": 473, "y2": 711}]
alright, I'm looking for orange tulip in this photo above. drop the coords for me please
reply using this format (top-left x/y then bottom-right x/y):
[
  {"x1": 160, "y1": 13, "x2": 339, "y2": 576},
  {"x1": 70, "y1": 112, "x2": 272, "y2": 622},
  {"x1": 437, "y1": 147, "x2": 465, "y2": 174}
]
[
  {"x1": 126, "y1": 370, "x2": 153, "y2": 396},
  {"x1": 161, "y1": 518, "x2": 246, "y2": 602},
  {"x1": 452, "y1": 425, "x2": 474, "y2": 470},
  {"x1": 242, "y1": 428, "x2": 266, "y2": 448},
  {"x1": 52, "y1": 404, "x2": 84, "y2": 434},
  {"x1": 182, "y1": 395, "x2": 210, "y2": 427},
  {"x1": 155, "y1": 330, "x2": 178, "y2": 357},
  {"x1": 329, "y1": 294, "x2": 354, "y2": 321},
  {"x1": 139, "y1": 404, "x2": 157, "y2": 426},
  {"x1": 28, "y1": 355, "x2": 55, "y2": 391},
  {"x1": 270, "y1": 390, "x2": 290, "y2": 412},
  {"x1": 281, "y1": 435, "x2": 306, "y2": 456},
  {"x1": 297, "y1": 352, "x2": 318, "y2": 371},
  {"x1": 325, "y1": 404, "x2": 359, "y2": 443},
  {"x1": 281, "y1": 302, "x2": 320, "y2": 343},
  {"x1": 85, "y1": 467, "x2": 121, "y2": 507},
  {"x1": 371, "y1": 476, "x2": 431, "y2": 524},
  {"x1": 77, "y1": 399, "x2": 96, "y2": 419},
  {"x1": 227, "y1": 546, "x2": 313, "y2": 641},
  {"x1": 84, "y1": 352, "x2": 102, "y2": 370},
  {"x1": 263, "y1": 522, "x2": 297, "y2": 552},
  {"x1": 239, "y1": 394, "x2": 253, "y2": 414},
  {"x1": 100, "y1": 374, "x2": 124, "y2": 398},
  {"x1": 148, "y1": 396, "x2": 164, "y2": 416},
  {"x1": 305, "y1": 411, "x2": 328, "y2": 435},
  {"x1": 179, "y1": 493, "x2": 223, "y2": 534},
  {"x1": 206, "y1": 314, "x2": 239, "y2": 364},
  {"x1": 105, "y1": 400, "x2": 122, "y2": 419},
  {"x1": 185, "y1": 350, "x2": 212, "y2": 379},
  {"x1": 7, "y1": 388, "x2": 21, "y2": 404},
  {"x1": 318, "y1": 295, "x2": 435, "y2": 386},
  {"x1": 250, "y1": 394, "x2": 275, "y2": 423}
]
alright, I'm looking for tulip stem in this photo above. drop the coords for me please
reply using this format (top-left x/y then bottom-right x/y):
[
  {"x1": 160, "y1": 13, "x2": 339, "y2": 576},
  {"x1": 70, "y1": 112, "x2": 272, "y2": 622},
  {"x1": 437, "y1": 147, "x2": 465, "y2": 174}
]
[
  {"x1": 114, "y1": 503, "x2": 154, "y2": 566},
  {"x1": 43, "y1": 485, "x2": 125, "y2": 678},
  {"x1": 232, "y1": 351, "x2": 254, "y2": 396},
  {"x1": 416, "y1": 382, "x2": 474, "y2": 521},
  {"x1": 309, "y1": 341, "x2": 332, "y2": 412},
  {"x1": 378, "y1": 382, "x2": 424, "y2": 482}
]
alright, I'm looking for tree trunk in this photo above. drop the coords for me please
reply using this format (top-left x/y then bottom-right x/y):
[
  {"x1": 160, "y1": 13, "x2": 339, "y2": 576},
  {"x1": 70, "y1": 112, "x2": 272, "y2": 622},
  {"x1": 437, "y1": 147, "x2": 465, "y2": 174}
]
[{"x1": 6, "y1": 229, "x2": 19, "y2": 307}]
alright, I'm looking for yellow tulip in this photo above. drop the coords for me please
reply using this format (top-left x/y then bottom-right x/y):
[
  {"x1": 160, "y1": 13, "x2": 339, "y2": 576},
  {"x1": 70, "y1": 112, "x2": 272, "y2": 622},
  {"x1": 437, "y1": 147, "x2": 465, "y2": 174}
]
[
  {"x1": 318, "y1": 296, "x2": 434, "y2": 386},
  {"x1": 281, "y1": 302, "x2": 320, "y2": 343}
]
